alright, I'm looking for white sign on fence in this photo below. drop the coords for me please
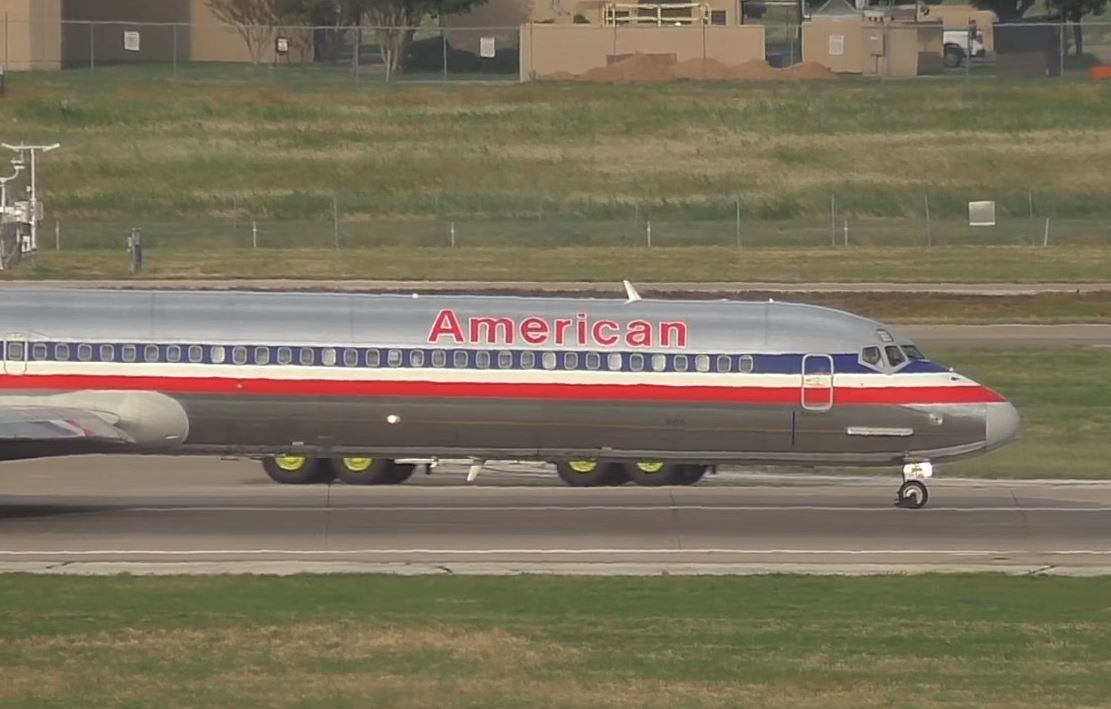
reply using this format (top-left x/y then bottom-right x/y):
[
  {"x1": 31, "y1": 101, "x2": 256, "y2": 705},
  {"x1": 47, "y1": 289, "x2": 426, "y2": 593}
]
[
  {"x1": 480, "y1": 37, "x2": 496, "y2": 58},
  {"x1": 123, "y1": 31, "x2": 140, "y2": 52},
  {"x1": 829, "y1": 35, "x2": 844, "y2": 56},
  {"x1": 968, "y1": 200, "x2": 996, "y2": 227}
]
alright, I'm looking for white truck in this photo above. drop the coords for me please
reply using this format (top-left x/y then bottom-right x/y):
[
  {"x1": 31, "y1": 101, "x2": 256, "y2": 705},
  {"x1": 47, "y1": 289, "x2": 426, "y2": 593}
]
[{"x1": 943, "y1": 27, "x2": 986, "y2": 68}]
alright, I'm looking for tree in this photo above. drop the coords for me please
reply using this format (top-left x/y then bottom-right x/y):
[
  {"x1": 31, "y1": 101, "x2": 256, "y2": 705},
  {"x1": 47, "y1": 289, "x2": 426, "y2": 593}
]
[
  {"x1": 1048, "y1": 0, "x2": 1107, "y2": 55},
  {"x1": 968, "y1": 0, "x2": 1037, "y2": 22},
  {"x1": 207, "y1": 0, "x2": 285, "y2": 63},
  {"x1": 352, "y1": 0, "x2": 488, "y2": 75}
]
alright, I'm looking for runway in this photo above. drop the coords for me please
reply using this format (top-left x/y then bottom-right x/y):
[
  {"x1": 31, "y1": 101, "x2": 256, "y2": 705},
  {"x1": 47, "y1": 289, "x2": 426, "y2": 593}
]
[{"x1": 2, "y1": 457, "x2": 1110, "y2": 576}]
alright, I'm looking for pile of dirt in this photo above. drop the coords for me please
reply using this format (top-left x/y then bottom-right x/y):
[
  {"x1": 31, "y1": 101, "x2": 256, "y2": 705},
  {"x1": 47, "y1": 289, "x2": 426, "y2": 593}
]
[
  {"x1": 561, "y1": 53, "x2": 838, "y2": 82},
  {"x1": 579, "y1": 53, "x2": 676, "y2": 82},
  {"x1": 671, "y1": 58, "x2": 737, "y2": 80}
]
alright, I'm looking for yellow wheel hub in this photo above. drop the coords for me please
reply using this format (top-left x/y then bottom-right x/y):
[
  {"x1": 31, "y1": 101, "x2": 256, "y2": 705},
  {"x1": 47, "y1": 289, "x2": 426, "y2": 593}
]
[
  {"x1": 568, "y1": 460, "x2": 598, "y2": 474},
  {"x1": 636, "y1": 461, "x2": 665, "y2": 474},
  {"x1": 274, "y1": 455, "x2": 308, "y2": 472},
  {"x1": 342, "y1": 457, "x2": 374, "y2": 473}
]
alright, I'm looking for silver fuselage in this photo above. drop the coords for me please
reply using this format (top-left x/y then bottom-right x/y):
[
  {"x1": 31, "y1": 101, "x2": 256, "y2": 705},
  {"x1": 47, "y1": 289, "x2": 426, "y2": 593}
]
[{"x1": 0, "y1": 288, "x2": 1019, "y2": 466}]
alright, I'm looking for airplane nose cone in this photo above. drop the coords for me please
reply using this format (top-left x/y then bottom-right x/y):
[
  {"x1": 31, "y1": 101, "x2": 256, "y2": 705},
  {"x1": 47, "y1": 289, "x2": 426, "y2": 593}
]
[{"x1": 985, "y1": 401, "x2": 1020, "y2": 450}]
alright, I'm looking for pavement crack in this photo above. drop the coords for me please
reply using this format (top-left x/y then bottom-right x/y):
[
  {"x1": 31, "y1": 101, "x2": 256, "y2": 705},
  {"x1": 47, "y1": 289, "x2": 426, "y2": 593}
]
[{"x1": 434, "y1": 565, "x2": 454, "y2": 575}]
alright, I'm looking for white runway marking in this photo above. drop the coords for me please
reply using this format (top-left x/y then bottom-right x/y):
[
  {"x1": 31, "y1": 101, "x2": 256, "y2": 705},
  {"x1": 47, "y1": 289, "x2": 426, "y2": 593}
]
[
  {"x1": 3, "y1": 548, "x2": 1111, "y2": 556},
  {"x1": 116, "y1": 505, "x2": 1111, "y2": 513}
]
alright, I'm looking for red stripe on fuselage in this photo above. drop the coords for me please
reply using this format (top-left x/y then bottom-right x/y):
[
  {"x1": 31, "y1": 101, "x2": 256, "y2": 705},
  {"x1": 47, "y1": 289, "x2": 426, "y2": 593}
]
[{"x1": 0, "y1": 373, "x2": 1006, "y2": 405}]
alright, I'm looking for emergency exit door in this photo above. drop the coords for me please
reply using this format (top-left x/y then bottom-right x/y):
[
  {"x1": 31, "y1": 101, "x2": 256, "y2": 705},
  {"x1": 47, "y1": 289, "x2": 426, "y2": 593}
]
[{"x1": 801, "y1": 354, "x2": 834, "y2": 412}]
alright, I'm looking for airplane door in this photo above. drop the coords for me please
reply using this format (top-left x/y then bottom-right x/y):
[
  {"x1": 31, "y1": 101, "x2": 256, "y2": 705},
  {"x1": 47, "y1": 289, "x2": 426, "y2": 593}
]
[
  {"x1": 2, "y1": 334, "x2": 28, "y2": 375},
  {"x1": 801, "y1": 354, "x2": 834, "y2": 412}
]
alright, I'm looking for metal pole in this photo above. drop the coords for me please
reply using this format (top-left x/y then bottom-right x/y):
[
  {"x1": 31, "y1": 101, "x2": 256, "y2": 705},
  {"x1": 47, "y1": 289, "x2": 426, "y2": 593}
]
[
  {"x1": 252, "y1": 220, "x2": 258, "y2": 249},
  {"x1": 1043, "y1": 217, "x2": 1050, "y2": 248},
  {"x1": 28, "y1": 149, "x2": 36, "y2": 252},
  {"x1": 89, "y1": 22, "x2": 95, "y2": 72},
  {"x1": 172, "y1": 24, "x2": 178, "y2": 75},
  {"x1": 332, "y1": 195, "x2": 340, "y2": 249},
  {"x1": 55, "y1": 220, "x2": 59, "y2": 250},
  {"x1": 442, "y1": 29, "x2": 448, "y2": 80},
  {"x1": 1059, "y1": 22, "x2": 1065, "y2": 77},
  {"x1": 450, "y1": 221, "x2": 456, "y2": 248},
  {"x1": 843, "y1": 217, "x2": 848, "y2": 247},
  {"x1": 646, "y1": 220, "x2": 652, "y2": 248},
  {"x1": 354, "y1": 25, "x2": 360, "y2": 81},
  {"x1": 735, "y1": 197, "x2": 741, "y2": 248},
  {"x1": 924, "y1": 192, "x2": 932, "y2": 248}
]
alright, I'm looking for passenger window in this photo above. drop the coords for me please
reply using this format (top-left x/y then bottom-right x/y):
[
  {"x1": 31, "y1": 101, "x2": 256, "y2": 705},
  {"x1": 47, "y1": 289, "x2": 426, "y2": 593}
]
[
  {"x1": 585, "y1": 352, "x2": 601, "y2": 370},
  {"x1": 167, "y1": 345, "x2": 182, "y2": 363},
  {"x1": 55, "y1": 343, "x2": 70, "y2": 361},
  {"x1": 564, "y1": 352, "x2": 579, "y2": 370},
  {"x1": 321, "y1": 348, "x2": 337, "y2": 367},
  {"x1": 6, "y1": 342, "x2": 24, "y2": 361},
  {"x1": 32, "y1": 343, "x2": 48, "y2": 361},
  {"x1": 542, "y1": 352, "x2": 557, "y2": 370},
  {"x1": 475, "y1": 351, "x2": 491, "y2": 369},
  {"x1": 629, "y1": 354, "x2": 644, "y2": 372},
  {"x1": 695, "y1": 354, "x2": 709, "y2": 373},
  {"x1": 716, "y1": 355, "x2": 731, "y2": 373},
  {"x1": 300, "y1": 347, "x2": 315, "y2": 366},
  {"x1": 145, "y1": 344, "x2": 160, "y2": 363},
  {"x1": 651, "y1": 354, "x2": 667, "y2": 371},
  {"x1": 254, "y1": 347, "x2": 270, "y2": 365},
  {"x1": 520, "y1": 351, "x2": 535, "y2": 369},
  {"x1": 739, "y1": 355, "x2": 754, "y2": 373},
  {"x1": 100, "y1": 344, "x2": 115, "y2": 362},
  {"x1": 673, "y1": 354, "x2": 688, "y2": 373},
  {"x1": 232, "y1": 346, "x2": 248, "y2": 365},
  {"x1": 608, "y1": 353, "x2": 622, "y2": 371},
  {"x1": 77, "y1": 344, "x2": 92, "y2": 362},
  {"x1": 277, "y1": 347, "x2": 293, "y2": 365},
  {"x1": 122, "y1": 345, "x2": 137, "y2": 363},
  {"x1": 431, "y1": 349, "x2": 447, "y2": 368},
  {"x1": 453, "y1": 350, "x2": 468, "y2": 368},
  {"x1": 862, "y1": 347, "x2": 882, "y2": 366},
  {"x1": 343, "y1": 348, "x2": 359, "y2": 367},
  {"x1": 387, "y1": 349, "x2": 402, "y2": 367},
  {"x1": 410, "y1": 350, "x2": 425, "y2": 367},
  {"x1": 366, "y1": 349, "x2": 380, "y2": 367},
  {"x1": 498, "y1": 351, "x2": 513, "y2": 369},
  {"x1": 210, "y1": 346, "x2": 226, "y2": 364},
  {"x1": 885, "y1": 346, "x2": 906, "y2": 367},
  {"x1": 188, "y1": 345, "x2": 204, "y2": 363}
]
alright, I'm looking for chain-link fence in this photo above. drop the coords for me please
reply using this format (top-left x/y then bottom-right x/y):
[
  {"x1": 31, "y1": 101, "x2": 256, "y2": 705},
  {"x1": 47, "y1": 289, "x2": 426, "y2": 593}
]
[{"x1": 1, "y1": 16, "x2": 1109, "y2": 80}]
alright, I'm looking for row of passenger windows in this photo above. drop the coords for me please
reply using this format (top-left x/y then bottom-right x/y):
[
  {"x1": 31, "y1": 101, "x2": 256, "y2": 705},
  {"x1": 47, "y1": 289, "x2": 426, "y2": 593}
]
[{"x1": 4, "y1": 342, "x2": 759, "y2": 374}]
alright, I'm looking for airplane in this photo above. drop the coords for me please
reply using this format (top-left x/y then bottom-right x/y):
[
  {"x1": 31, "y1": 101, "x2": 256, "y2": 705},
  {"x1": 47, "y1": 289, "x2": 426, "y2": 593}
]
[{"x1": 0, "y1": 284, "x2": 1019, "y2": 509}]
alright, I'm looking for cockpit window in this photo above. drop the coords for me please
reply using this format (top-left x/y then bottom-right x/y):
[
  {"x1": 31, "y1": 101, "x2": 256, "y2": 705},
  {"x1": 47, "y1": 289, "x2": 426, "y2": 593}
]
[
  {"x1": 902, "y1": 345, "x2": 926, "y2": 361},
  {"x1": 885, "y1": 345, "x2": 906, "y2": 367},
  {"x1": 861, "y1": 346, "x2": 881, "y2": 366}
]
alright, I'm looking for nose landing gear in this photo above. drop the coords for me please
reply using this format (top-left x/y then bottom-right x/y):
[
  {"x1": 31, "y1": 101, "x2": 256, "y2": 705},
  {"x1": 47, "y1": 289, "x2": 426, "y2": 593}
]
[{"x1": 895, "y1": 462, "x2": 932, "y2": 509}]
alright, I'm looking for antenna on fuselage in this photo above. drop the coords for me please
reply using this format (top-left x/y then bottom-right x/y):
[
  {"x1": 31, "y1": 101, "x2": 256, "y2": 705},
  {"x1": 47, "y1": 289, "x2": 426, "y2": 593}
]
[{"x1": 623, "y1": 280, "x2": 642, "y2": 304}]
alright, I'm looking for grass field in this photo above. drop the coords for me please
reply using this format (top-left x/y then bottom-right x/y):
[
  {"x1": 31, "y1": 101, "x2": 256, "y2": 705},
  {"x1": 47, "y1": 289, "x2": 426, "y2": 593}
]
[
  {"x1": 1, "y1": 574, "x2": 1110, "y2": 707},
  {"x1": 3, "y1": 65, "x2": 1111, "y2": 260}
]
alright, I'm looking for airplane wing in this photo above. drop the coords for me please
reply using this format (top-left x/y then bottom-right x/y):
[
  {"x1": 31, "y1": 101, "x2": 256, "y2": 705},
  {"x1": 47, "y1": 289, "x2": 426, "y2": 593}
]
[{"x1": 0, "y1": 406, "x2": 135, "y2": 460}]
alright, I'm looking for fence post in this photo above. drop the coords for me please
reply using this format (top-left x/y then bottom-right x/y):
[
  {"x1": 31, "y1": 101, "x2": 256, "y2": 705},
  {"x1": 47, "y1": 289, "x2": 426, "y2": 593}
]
[
  {"x1": 354, "y1": 25, "x2": 361, "y2": 81},
  {"x1": 55, "y1": 220, "x2": 60, "y2": 250},
  {"x1": 442, "y1": 28, "x2": 448, "y2": 80},
  {"x1": 1043, "y1": 217, "x2": 1050, "y2": 248},
  {"x1": 252, "y1": 220, "x2": 258, "y2": 249},
  {"x1": 923, "y1": 192, "x2": 932, "y2": 248},
  {"x1": 646, "y1": 220, "x2": 652, "y2": 248},
  {"x1": 89, "y1": 22, "x2": 95, "y2": 72},
  {"x1": 450, "y1": 221, "x2": 456, "y2": 248},
  {"x1": 842, "y1": 217, "x2": 848, "y2": 247},
  {"x1": 172, "y1": 23, "x2": 178, "y2": 75}
]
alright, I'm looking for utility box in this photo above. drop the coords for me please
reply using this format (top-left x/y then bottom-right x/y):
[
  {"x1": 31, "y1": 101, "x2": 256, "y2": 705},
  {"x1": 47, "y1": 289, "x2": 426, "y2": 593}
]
[{"x1": 867, "y1": 30, "x2": 885, "y2": 55}]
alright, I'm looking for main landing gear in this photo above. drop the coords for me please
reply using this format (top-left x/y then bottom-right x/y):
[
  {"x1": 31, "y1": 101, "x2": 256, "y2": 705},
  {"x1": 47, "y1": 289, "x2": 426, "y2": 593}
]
[
  {"x1": 262, "y1": 456, "x2": 413, "y2": 485},
  {"x1": 895, "y1": 462, "x2": 933, "y2": 509},
  {"x1": 555, "y1": 460, "x2": 709, "y2": 487}
]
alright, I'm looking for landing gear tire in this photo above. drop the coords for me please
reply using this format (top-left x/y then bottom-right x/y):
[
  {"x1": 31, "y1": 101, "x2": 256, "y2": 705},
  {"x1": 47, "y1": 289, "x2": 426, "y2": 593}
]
[
  {"x1": 896, "y1": 480, "x2": 929, "y2": 509},
  {"x1": 625, "y1": 461, "x2": 685, "y2": 487},
  {"x1": 556, "y1": 460, "x2": 624, "y2": 487},
  {"x1": 263, "y1": 456, "x2": 330, "y2": 485},
  {"x1": 677, "y1": 465, "x2": 708, "y2": 486},
  {"x1": 332, "y1": 457, "x2": 397, "y2": 485}
]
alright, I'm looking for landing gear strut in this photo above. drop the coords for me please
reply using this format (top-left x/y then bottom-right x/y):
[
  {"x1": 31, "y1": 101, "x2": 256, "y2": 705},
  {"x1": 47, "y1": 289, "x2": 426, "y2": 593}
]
[{"x1": 895, "y1": 462, "x2": 932, "y2": 509}]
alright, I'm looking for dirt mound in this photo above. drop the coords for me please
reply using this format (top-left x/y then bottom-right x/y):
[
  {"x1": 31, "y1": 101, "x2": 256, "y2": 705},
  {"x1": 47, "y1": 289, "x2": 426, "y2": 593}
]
[
  {"x1": 579, "y1": 53, "x2": 675, "y2": 82},
  {"x1": 671, "y1": 58, "x2": 737, "y2": 80},
  {"x1": 785, "y1": 61, "x2": 836, "y2": 80}
]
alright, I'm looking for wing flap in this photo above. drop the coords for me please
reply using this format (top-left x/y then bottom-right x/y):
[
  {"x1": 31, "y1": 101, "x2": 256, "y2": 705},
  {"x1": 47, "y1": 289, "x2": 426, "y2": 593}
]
[{"x1": 0, "y1": 407, "x2": 134, "y2": 444}]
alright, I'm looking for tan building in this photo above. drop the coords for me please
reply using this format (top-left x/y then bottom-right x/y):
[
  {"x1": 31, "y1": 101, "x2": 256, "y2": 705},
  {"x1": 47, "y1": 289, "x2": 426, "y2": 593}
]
[{"x1": 0, "y1": 0, "x2": 310, "y2": 71}]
